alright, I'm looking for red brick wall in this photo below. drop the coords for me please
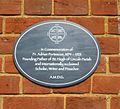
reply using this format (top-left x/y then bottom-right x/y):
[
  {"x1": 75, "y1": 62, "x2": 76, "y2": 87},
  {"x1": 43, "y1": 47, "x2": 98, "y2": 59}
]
[{"x1": 0, "y1": 0, "x2": 120, "y2": 109}]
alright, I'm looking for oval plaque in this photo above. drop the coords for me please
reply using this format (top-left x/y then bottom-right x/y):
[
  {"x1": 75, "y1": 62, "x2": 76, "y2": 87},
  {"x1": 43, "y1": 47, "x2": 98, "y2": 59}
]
[{"x1": 14, "y1": 20, "x2": 100, "y2": 88}]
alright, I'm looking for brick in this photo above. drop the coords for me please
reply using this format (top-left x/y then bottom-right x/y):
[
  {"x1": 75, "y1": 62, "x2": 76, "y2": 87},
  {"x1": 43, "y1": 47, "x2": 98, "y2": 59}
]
[
  {"x1": 0, "y1": 0, "x2": 21, "y2": 15},
  {"x1": 92, "y1": 75, "x2": 120, "y2": 94},
  {"x1": 0, "y1": 18, "x2": 2, "y2": 33},
  {"x1": 0, "y1": 57, "x2": 2, "y2": 72},
  {"x1": 0, "y1": 37, "x2": 17, "y2": 54},
  {"x1": 109, "y1": 57, "x2": 120, "y2": 73},
  {"x1": 3, "y1": 97, "x2": 64, "y2": 109},
  {"x1": 53, "y1": 78, "x2": 91, "y2": 93},
  {"x1": 108, "y1": 18, "x2": 120, "y2": 34},
  {"x1": 118, "y1": 1, "x2": 120, "y2": 15},
  {"x1": 96, "y1": 56, "x2": 106, "y2": 73},
  {"x1": 0, "y1": 76, "x2": 20, "y2": 94},
  {"x1": 0, "y1": 98, "x2": 1, "y2": 109},
  {"x1": 5, "y1": 17, "x2": 64, "y2": 34},
  {"x1": 54, "y1": 0, "x2": 88, "y2": 15},
  {"x1": 5, "y1": 56, "x2": 18, "y2": 73},
  {"x1": 97, "y1": 37, "x2": 119, "y2": 54},
  {"x1": 91, "y1": 0, "x2": 117, "y2": 15},
  {"x1": 67, "y1": 17, "x2": 104, "y2": 34},
  {"x1": 66, "y1": 96, "x2": 106, "y2": 109},
  {"x1": 24, "y1": 0, "x2": 52, "y2": 15},
  {"x1": 111, "y1": 97, "x2": 120, "y2": 109},
  {"x1": 23, "y1": 78, "x2": 51, "y2": 94}
]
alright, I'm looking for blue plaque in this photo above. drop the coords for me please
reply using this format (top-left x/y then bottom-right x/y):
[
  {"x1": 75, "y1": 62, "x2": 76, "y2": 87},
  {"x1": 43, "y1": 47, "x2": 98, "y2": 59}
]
[{"x1": 13, "y1": 20, "x2": 100, "y2": 88}]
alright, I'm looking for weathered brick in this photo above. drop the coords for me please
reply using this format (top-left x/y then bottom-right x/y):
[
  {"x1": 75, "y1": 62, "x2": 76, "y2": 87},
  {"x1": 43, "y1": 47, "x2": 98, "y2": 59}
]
[
  {"x1": 23, "y1": 78, "x2": 51, "y2": 94},
  {"x1": 24, "y1": 0, "x2": 52, "y2": 15},
  {"x1": 97, "y1": 37, "x2": 119, "y2": 54},
  {"x1": 109, "y1": 57, "x2": 120, "y2": 73},
  {"x1": 0, "y1": 76, "x2": 20, "y2": 94},
  {"x1": 92, "y1": 75, "x2": 120, "y2": 94},
  {"x1": 111, "y1": 97, "x2": 120, "y2": 109},
  {"x1": 0, "y1": 0, "x2": 21, "y2": 15},
  {"x1": 54, "y1": 0, "x2": 88, "y2": 15},
  {"x1": 96, "y1": 56, "x2": 106, "y2": 73},
  {"x1": 108, "y1": 18, "x2": 120, "y2": 34},
  {"x1": 91, "y1": 0, "x2": 117, "y2": 15},
  {"x1": 5, "y1": 56, "x2": 18, "y2": 73},
  {"x1": 3, "y1": 97, "x2": 64, "y2": 109},
  {"x1": 0, "y1": 18, "x2": 2, "y2": 33},
  {"x1": 0, "y1": 37, "x2": 17, "y2": 54},
  {"x1": 53, "y1": 78, "x2": 91, "y2": 93},
  {"x1": 67, "y1": 17, "x2": 104, "y2": 34},
  {"x1": 6, "y1": 17, "x2": 64, "y2": 33},
  {"x1": 0, "y1": 57, "x2": 2, "y2": 72},
  {"x1": 66, "y1": 96, "x2": 106, "y2": 109}
]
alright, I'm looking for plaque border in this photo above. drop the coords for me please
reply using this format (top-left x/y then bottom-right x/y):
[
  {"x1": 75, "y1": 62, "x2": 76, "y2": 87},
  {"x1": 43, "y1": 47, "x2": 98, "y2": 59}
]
[{"x1": 13, "y1": 20, "x2": 100, "y2": 87}]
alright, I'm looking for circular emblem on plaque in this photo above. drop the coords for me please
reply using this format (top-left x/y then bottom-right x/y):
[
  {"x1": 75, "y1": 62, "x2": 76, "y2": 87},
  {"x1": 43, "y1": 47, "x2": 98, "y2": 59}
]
[
  {"x1": 14, "y1": 20, "x2": 100, "y2": 88},
  {"x1": 47, "y1": 24, "x2": 67, "y2": 44}
]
